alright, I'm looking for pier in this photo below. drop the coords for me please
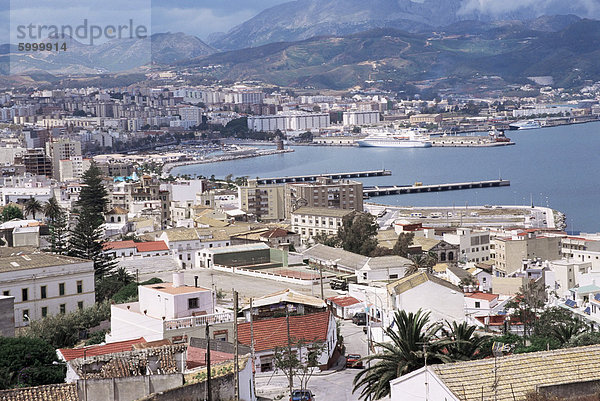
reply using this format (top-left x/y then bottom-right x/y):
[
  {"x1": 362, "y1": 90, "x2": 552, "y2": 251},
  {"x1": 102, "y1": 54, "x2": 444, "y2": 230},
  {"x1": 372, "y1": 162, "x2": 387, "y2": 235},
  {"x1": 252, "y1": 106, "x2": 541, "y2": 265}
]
[
  {"x1": 255, "y1": 169, "x2": 392, "y2": 185},
  {"x1": 364, "y1": 179, "x2": 510, "y2": 197}
]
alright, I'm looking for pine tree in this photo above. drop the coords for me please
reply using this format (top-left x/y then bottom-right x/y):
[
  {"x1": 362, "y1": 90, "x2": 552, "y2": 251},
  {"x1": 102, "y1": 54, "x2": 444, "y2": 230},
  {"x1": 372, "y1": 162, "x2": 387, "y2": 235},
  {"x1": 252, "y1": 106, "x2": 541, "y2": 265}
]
[
  {"x1": 76, "y1": 162, "x2": 109, "y2": 228},
  {"x1": 49, "y1": 208, "x2": 69, "y2": 255},
  {"x1": 69, "y1": 211, "x2": 117, "y2": 279}
]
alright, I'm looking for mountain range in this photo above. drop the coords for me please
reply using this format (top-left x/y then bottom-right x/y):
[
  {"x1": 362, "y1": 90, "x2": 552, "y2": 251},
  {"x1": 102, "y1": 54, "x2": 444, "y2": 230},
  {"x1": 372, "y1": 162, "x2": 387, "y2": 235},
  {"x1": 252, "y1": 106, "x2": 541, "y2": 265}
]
[
  {"x1": 208, "y1": 0, "x2": 600, "y2": 50},
  {"x1": 177, "y1": 17, "x2": 600, "y2": 91}
]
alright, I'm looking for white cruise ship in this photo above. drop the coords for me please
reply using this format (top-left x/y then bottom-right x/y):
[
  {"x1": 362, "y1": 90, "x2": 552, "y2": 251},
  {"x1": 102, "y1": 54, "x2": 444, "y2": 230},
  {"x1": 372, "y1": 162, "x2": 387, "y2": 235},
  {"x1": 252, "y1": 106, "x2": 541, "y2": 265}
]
[{"x1": 356, "y1": 127, "x2": 432, "y2": 148}]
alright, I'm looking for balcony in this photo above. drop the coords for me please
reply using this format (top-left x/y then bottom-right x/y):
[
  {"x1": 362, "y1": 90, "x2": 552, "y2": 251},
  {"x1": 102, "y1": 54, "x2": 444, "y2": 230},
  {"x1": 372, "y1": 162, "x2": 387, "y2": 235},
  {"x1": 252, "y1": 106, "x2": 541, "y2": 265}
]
[{"x1": 163, "y1": 311, "x2": 235, "y2": 331}]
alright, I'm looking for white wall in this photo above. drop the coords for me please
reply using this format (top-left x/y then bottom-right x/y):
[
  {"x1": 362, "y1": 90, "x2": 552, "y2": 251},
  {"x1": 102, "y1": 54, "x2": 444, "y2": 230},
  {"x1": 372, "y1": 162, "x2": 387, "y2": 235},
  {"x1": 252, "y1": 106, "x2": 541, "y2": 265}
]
[
  {"x1": 394, "y1": 281, "x2": 465, "y2": 323},
  {"x1": 107, "y1": 304, "x2": 165, "y2": 343},
  {"x1": 390, "y1": 367, "x2": 459, "y2": 401}
]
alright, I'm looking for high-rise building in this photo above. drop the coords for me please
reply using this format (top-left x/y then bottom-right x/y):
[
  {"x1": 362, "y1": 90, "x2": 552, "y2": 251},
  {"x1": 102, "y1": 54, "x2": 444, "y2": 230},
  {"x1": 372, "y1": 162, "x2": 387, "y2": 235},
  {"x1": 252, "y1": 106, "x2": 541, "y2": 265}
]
[
  {"x1": 45, "y1": 138, "x2": 82, "y2": 180},
  {"x1": 238, "y1": 180, "x2": 285, "y2": 221},
  {"x1": 15, "y1": 148, "x2": 52, "y2": 177},
  {"x1": 285, "y1": 177, "x2": 363, "y2": 217}
]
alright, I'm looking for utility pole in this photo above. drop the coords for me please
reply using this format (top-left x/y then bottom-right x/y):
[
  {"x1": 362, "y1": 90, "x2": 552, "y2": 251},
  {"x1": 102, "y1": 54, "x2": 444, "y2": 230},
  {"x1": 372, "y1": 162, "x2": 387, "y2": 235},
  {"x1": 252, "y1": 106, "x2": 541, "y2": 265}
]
[
  {"x1": 206, "y1": 323, "x2": 212, "y2": 401},
  {"x1": 233, "y1": 290, "x2": 240, "y2": 401},
  {"x1": 286, "y1": 306, "x2": 294, "y2": 397},
  {"x1": 250, "y1": 298, "x2": 256, "y2": 400},
  {"x1": 319, "y1": 264, "x2": 324, "y2": 300}
]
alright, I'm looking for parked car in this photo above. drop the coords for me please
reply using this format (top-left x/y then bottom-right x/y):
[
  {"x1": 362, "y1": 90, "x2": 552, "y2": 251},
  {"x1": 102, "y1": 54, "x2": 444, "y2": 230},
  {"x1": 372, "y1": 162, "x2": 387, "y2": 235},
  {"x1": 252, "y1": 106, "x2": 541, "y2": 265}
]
[
  {"x1": 352, "y1": 312, "x2": 367, "y2": 326},
  {"x1": 346, "y1": 353, "x2": 363, "y2": 368},
  {"x1": 290, "y1": 389, "x2": 315, "y2": 401}
]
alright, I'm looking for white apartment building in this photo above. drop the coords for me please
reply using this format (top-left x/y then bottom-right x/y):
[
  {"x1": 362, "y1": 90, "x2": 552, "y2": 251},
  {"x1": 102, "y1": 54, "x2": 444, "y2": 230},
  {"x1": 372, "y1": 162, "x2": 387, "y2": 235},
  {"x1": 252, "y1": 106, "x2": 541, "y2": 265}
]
[
  {"x1": 45, "y1": 138, "x2": 82, "y2": 180},
  {"x1": 157, "y1": 228, "x2": 231, "y2": 269},
  {"x1": 107, "y1": 272, "x2": 221, "y2": 343},
  {"x1": 444, "y1": 227, "x2": 491, "y2": 264},
  {"x1": 58, "y1": 156, "x2": 91, "y2": 181},
  {"x1": 342, "y1": 110, "x2": 380, "y2": 126},
  {"x1": 178, "y1": 106, "x2": 202, "y2": 125},
  {"x1": 247, "y1": 112, "x2": 330, "y2": 132},
  {"x1": 291, "y1": 207, "x2": 353, "y2": 245},
  {"x1": 0, "y1": 252, "x2": 95, "y2": 327}
]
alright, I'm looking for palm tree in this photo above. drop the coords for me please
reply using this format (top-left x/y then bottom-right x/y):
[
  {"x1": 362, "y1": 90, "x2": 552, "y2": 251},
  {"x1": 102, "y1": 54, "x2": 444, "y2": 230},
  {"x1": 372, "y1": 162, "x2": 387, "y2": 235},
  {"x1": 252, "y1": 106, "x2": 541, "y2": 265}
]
[
  {"x1": 43, "y1": 197, "x2": 63, "y2": 224},
  {"x1": 23, "y1": 198, "x2": 43, "y2": 220},
  {"x1": 352, "y1": 309, "x2": 448, "y2": 400},
  {"x1": 551, "y1": 323, "x2": 584, "y2": 345},
  {"x1": 441, "y1": 321, "x2": 489, "y2": 361},
  {"x1": 404, "y1": 252, "x2": 438, "y2": 276}
]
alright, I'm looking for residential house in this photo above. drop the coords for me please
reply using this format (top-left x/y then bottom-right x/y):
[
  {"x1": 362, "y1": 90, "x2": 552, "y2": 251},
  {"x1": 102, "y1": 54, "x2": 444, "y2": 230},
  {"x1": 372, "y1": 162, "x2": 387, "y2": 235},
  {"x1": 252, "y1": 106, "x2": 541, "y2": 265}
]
[
  {"x1": 443, "y1": 227, "x2": 491, "y2": 265},
  {"x1": 386, "y1": 272, "x2": 465, "y2": 323},
  {"x1": 326, "y1": 295, "x2": 362, "y2": 319},
  {"x1": 241, "y1": 288, "x2": 326, "y2": 322},
  {"x1": 356, "y1": 255, "x2": 411, "y2": 283},
  {"x1": 390, "y1": 345, "x2": 600, "y2": 400},
  {"x1": 237, "y1": 310, "x2": 338, "y2": 373},
  {"x1": 157, "y1": 227, "x2": 231, "y2": 269},
  {"x1": 492, "y1": 230, "x2": 562, "y2": 276},
  {"x1": 107, "y1": 272, "x2": 232, "y2": 343}
]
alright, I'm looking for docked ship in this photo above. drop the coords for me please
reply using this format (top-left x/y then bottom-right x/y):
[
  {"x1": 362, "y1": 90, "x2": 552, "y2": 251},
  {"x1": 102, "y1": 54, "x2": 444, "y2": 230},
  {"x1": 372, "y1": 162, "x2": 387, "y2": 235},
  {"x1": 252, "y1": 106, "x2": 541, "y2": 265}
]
[
  {"x1": 508, "y1": 120, "x2": 541, "y2": 130},
  {"x1": 356, "y1": 128, "x2": 432, "y2": 148}
]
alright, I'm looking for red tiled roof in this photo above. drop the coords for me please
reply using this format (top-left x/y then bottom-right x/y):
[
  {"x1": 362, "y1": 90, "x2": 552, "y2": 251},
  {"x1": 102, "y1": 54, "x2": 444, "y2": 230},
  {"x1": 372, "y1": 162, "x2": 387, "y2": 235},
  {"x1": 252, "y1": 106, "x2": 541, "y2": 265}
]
[
  {"x1": 262, "y1": 228, "x2": 290, "y2": 238},
  {"x1": 103, "y1": 240, "x2": 136, "y2": 250},
  {"x1": 327, "y1": 295, "x2": 361, "y2": 307},
  {"x1": 136, "y1": 240, "x2": 169, "y2": 253},
  {"x1": 0, "y1": 383, "x2": 77, "y2": 401},
  {"x1": 466, "y1": 292, "x2": 499, "y2": 302},
  {"x1": 238, "y1": 311, "x2": 331, "y2": 352},
  {"x1": 58, "y1": 337, "x2": 146, "y2": 361}
]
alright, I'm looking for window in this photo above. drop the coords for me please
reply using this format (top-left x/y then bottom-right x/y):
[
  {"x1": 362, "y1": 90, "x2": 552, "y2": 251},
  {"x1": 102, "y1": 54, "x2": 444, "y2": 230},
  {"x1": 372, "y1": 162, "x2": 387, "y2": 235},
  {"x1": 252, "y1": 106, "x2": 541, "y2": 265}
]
[
  {"x1": 2, "y1": 290, "x2": 9, "y2": 296},
  {"x1": 77, "y1": 281, "x2": 83, "y2": 294},
  {"x1": 389, "y1": 274, "x2": 398, "y2": 279},
  {"x1": 78, "y1": 301, "x2": 84, "y2": 310},
  {"x1": 475, "y1": 301, "x2": 481, "y2": 308},
  {"x1": 188, "y1": 298, "x2": 199, "y2": 309},
  {"x1": 59, "y1": 304, "x2": 66, "y2": 314},
  {"x1": 22, "y1": 288, "x2": 28, "y2": 302},
  {"x1": 22, "y1": 309, "x2": 29, "y2": 323},
  {"x1": 41, "y1": 286, "x2": 47, "y2": 299},
  {"x1": 41, "y1": 307, "x2": 48, "y2": 317},
  {"x1": 59, "y1": 283, "x2": 65, "y2": 296}
]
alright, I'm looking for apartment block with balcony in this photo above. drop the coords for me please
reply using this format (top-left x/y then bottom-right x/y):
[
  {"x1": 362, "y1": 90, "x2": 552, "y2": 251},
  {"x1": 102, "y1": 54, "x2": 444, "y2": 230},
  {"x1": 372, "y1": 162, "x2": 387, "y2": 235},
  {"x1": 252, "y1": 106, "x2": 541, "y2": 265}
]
[
  {"x1": 285, "y1": 177, "x2": 363, "y2": 218},
  {"x1": 238, "y1": 180, "x2": 285, "y2": 221}
]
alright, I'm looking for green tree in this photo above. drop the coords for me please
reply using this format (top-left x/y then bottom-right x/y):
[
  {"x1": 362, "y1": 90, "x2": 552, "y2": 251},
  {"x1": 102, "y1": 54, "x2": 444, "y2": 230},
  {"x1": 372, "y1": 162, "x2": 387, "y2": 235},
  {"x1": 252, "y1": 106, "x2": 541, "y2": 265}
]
[
  {"x1": 353, "y1": 309, "x2": 448, "y2": 400},
  {"x1": 505, "y1": 282, "x2": 546, "y2": 339},
  {"x1": 43, "y1": 197, "x2": 62, "y2": 224},
  {"x1": 337, "y1": 212, "x2": 379, "y2": 256},
  {"x1": 49, "y1": 208, "x2": 69, "y2": 255},
  {"x1": 441, "y1": 321, "x2": 489, "y2": 361},
  {"x1": 23, "y1": 197, "x2": 43, "y2": 220},
  {"x1": 392, "y1": 232, "x2": 414, "y2": 257},
  {"x1": 76, "y1": 162, "x2": 109, "y2": 228},
  {"x1": 404, "y1": 252, "x2": 437, "y2": 276},
  {"x1": 273, "y1": 339, "x2": 326, "y2": 395},
  {"x1": 21, "y1": 302, "x2": 111, "y2": 349},
  {"x1": 69, "y1": 211, "x2": 117, "y2": 281},
  {"x1": 1, "y1": 204, "x2": 23, "y2": 221},
  {"x1": 312, "y1": 232, "x2": 341, "y2": 248},
  {"x1": 0, "y1": 337, "x2": 66, "y2": 389}
]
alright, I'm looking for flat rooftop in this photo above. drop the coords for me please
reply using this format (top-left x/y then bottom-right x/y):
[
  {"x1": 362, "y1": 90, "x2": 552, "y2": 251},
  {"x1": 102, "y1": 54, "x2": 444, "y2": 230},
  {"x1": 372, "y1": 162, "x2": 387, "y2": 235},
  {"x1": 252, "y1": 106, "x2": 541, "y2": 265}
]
[{"x1": 144, "y1": 282, "x2": 210, "y2": 295}]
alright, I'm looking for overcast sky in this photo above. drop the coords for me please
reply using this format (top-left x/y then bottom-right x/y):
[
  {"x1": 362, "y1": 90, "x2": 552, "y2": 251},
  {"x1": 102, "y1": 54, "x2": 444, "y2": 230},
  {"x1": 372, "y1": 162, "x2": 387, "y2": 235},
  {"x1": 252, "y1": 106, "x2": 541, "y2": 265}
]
[{"x1": 0, "y1": 0, "x2": 290, "y2": 42}]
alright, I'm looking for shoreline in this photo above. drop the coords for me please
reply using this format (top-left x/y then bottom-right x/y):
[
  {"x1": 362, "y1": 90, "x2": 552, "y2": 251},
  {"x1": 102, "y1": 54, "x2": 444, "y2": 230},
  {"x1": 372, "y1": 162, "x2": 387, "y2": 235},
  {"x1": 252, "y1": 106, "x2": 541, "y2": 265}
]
[{"x1": 165, "y1": 148, "x2": 294, "y2": 174}]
